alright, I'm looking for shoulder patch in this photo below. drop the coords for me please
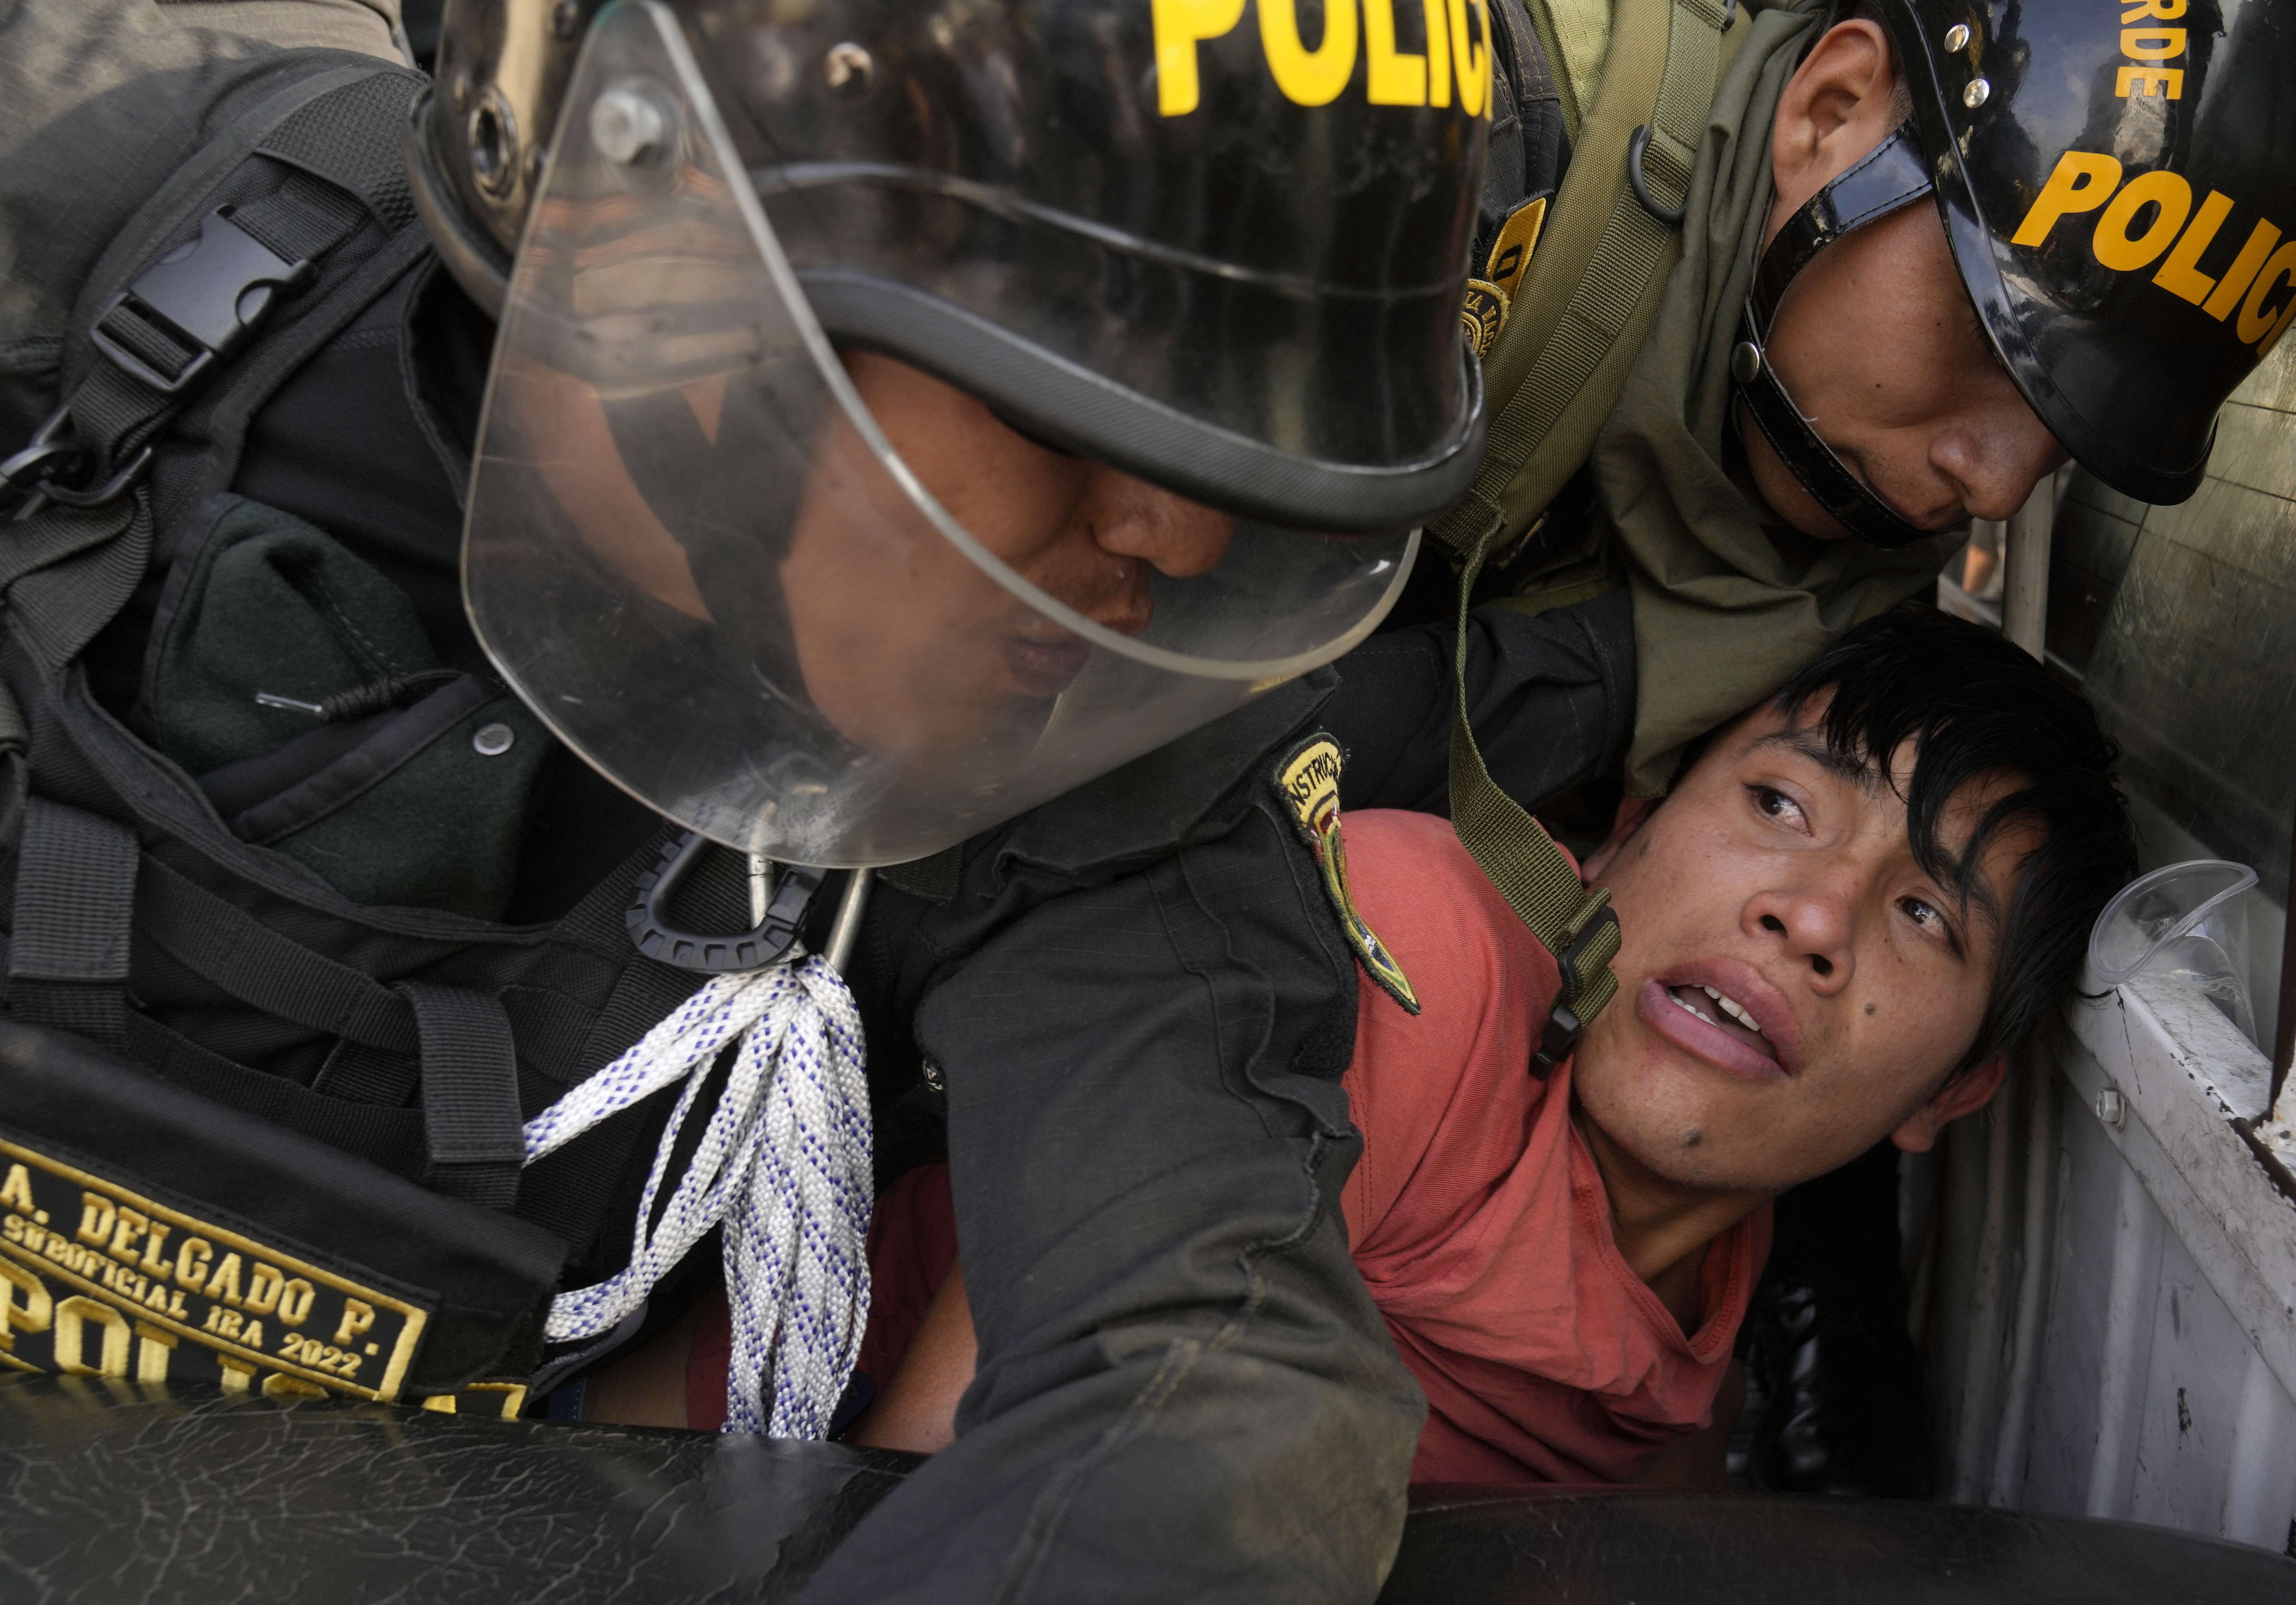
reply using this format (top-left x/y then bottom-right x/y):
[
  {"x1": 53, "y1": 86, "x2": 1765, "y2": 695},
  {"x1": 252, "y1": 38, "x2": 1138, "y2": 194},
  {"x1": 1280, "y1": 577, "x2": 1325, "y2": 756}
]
[
  {"x1": 1460, "y1": 278, "x2": 1510, "y2": 358},
  {"x1": 1273, "y1": 733, "x2": 1419, "y2": 1015},
  {"x1": 1484, "y1": 193, "x2": 1549, "y2": 300}
]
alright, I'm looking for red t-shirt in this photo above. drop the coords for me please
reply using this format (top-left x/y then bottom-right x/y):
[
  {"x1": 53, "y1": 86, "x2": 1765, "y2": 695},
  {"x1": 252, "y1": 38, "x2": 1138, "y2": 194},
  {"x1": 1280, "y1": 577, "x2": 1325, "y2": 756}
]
[
  {"x1": 700, "y1": 810, "x2": 1767, "y2": 1481},
  {"x1": 1339, "y1": 808, "x2": 1768, "y2": 1483}
]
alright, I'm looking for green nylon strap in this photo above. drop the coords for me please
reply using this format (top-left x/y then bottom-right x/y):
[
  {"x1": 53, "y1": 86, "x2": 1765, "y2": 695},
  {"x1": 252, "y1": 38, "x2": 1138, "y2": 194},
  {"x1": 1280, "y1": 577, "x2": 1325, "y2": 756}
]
[
  {"x1": 1448, "y1": 534, "x2": 1621, "y2": 1032},
  {"x1": 1436, "y1": 0, "x2": 1737, "y2": 1040}
]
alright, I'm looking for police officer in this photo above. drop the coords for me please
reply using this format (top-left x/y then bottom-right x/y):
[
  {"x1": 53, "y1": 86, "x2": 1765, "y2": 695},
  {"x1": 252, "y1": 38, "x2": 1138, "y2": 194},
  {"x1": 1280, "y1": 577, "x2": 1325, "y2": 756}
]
[
  {"x1": 1421, "y1": 0, "x2": 2295, "y2": 789},
  {"x1": 1436, "y1": 0, "x2": 2296, "y2": 1494},
  {"x1": 0, "y1": 1, "x2": 1636, "y2": 1601}
]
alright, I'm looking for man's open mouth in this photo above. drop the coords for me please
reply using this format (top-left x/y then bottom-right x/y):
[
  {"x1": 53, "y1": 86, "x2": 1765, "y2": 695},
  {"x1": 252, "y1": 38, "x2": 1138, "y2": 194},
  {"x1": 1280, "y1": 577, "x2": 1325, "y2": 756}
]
[
  {"x1": 1640, "y1": 977, "x2": 1791, "y2": 1082},
  {"x1": 1665, "y1": 983, "x2": 1775, "y2": 1056}
]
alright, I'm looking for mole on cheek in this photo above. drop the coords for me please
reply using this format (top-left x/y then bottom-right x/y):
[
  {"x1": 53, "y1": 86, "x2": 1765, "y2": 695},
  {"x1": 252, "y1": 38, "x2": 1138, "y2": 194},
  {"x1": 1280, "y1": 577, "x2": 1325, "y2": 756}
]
[
  {"x1": 1682, "y1": 1127, "x2": 1703, "y2": 1147},
  {"x1": 1865, "y1": 1003, "x2": 1877, "y2": 1015}
]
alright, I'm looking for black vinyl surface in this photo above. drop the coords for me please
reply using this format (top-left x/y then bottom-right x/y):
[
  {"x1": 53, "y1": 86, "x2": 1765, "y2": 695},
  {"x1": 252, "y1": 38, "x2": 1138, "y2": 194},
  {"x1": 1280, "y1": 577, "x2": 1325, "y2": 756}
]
[
  {"x1": 0, "y1": 1376, "x2": 912, "y2": 1601},
  {"x1": 0, "y1": 1377, "x2": 2289, "y2": 1603},
  {"x1": 1391, "y1": 1486, "x2": 2296, "y2": 1604}
]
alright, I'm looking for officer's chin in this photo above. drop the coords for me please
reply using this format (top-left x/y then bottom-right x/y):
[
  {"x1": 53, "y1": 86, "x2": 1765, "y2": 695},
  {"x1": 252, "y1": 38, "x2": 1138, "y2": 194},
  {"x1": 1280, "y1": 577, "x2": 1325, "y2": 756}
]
[
  {"x1": 1740, "y1": 409, "x2": 1854, "y2": 540},
  {"x1": 1739, "y1": 404, "x2": 1954, "y2": 542}
]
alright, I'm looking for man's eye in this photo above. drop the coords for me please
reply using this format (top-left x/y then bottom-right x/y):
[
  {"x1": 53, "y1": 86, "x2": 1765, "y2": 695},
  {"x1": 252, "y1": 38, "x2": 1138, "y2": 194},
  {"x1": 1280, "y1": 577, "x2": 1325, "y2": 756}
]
[
  {"x1": 1900, "y1": 895, "x2": 1961, "y2": 953},
  {"x1": 1747, "y1": 785, "x2": 1808, "y2": 830}
]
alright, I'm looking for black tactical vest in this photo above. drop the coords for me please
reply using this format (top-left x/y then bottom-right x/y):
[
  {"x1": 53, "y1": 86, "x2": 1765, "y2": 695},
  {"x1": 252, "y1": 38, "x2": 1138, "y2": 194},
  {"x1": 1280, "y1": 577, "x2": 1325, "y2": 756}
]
[{"x1": 0, "y1": 11, "x2": 767, "y2": 1410}]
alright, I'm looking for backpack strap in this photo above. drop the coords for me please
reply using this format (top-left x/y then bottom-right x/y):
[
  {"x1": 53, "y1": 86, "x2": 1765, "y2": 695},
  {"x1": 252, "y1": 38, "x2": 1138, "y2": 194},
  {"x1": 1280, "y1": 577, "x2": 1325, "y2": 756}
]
[
  {"x1": 0, "y1": 65, "x2": 426, "y2": 671},
  {"x1": 1435, "y1": 0, "x2": 1743, "y2": 575},
  {"x1": 1432, "y1": 0, "x2": 1743, "y2": 1066},
  {"x1": 1520, "y1": 0, "x2": 1615, "y2": 139},
  {"x1": 0, "y1": 61, "x2": 555, "y2": 1217}
]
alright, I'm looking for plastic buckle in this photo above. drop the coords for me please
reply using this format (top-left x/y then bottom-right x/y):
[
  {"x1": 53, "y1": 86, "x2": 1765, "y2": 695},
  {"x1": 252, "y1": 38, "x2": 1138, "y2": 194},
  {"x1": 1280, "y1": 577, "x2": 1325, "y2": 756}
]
[
  {"x1": 1532, "y1": 1002, "x2": 1582, "y2": 1078},
  {"x1": 90, "y1": 208, "x2": 315, "y2": 395},
  {"x1": 625, "y1": 831, "x2": 827, "y2": 973},
  {"x1": 1529, "y1": 902, "x2": 1620, "y2": 1077}
]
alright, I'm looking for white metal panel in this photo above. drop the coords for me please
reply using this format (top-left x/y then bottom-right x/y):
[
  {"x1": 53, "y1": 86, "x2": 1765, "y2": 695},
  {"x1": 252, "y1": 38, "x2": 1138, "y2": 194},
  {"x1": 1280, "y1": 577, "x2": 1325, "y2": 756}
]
[
  {"x1": 2069, "y1": 976, "x2": 2296, "y2": 1393},
  {"x1": 2126, "y1": 1226, "x2": 2278, "y2": 1539},
  {"x1": 2225, "y1": 1347, "x2": 2296, "y2": 1551},
  {"x1": 1922, "y1": 304, "x2": 2296, "y2": 1560},
  {"x1": 2017, "y1": 1088, "x2": 2160, "y2": 1520},
  {"x1": 1959, "y1": 976, "x2": 2296, "y2": 1553}
]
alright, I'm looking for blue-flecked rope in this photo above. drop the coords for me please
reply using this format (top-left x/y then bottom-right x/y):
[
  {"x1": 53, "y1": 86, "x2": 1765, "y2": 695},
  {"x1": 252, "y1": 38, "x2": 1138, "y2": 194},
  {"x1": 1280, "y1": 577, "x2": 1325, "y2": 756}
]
[{"x1": 521, "y1": 952, "x2": 871, "y2": 1436}]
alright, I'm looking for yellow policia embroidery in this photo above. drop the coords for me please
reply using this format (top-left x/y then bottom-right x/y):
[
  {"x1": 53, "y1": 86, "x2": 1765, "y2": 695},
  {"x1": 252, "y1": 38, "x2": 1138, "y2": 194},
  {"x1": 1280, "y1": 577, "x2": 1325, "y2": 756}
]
[
  {"x1": 1273, "y1": 733, "x2": 1420, "y2": 1014},
  {"x1": 0, "y1": 1137, "x2": 429, "y2": 1401},
  {"x1": 1152, "y1": 0, "x2": 1492, "y2": 117}
]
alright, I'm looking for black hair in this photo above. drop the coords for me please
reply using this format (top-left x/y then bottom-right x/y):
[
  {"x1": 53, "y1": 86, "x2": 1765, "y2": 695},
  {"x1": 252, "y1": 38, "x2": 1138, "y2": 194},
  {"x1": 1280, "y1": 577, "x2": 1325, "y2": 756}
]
[{"x1": 1690, "y1": 605, "x2": 2136, "y2": 1080}]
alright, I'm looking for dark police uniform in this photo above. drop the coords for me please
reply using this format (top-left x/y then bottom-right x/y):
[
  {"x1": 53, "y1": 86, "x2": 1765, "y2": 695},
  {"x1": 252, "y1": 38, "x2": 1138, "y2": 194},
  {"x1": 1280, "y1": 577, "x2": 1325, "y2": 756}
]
[
  {"x1": 13, "y1": 228, "x2": 1636, "y2": 1605},
  {"x1": 190, "y1": 260, "x2": 1636, "y2": 1601}
]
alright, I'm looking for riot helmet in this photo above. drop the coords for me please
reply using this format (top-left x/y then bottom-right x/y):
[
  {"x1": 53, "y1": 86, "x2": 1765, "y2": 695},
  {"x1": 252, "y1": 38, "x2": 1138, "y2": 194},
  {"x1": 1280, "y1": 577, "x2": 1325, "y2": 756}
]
[
  {"x1": 1733, "y1": 0, "x2": 2296, "y2": 545},
  {"x1": 405, "y1": 0, "x2": 1494, "y2": 867}
]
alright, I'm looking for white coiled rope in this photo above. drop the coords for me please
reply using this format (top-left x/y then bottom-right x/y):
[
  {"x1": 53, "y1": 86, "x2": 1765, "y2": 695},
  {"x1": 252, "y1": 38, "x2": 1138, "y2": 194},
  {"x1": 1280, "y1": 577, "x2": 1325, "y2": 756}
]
[{"x1": 520, "y1": 952, "x2": 872, "y2": 1436}]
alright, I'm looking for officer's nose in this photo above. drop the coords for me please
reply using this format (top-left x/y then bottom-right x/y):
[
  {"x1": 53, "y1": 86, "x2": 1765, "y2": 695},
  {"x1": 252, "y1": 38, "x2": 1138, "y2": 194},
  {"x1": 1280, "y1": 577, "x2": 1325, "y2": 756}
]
[
  {"x1": 1932, "y1": 383, "x2": 2069, "y2": 524},
  {"x1": 1082, "y1": 467, "x2": 1235, "y2": 580}
]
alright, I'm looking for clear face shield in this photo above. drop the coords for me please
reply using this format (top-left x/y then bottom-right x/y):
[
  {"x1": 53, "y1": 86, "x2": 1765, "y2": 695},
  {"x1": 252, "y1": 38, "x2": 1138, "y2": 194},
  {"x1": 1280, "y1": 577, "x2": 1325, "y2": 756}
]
[{"x1": 462, "y1": 2, "x2": 1419, "y2": 868}]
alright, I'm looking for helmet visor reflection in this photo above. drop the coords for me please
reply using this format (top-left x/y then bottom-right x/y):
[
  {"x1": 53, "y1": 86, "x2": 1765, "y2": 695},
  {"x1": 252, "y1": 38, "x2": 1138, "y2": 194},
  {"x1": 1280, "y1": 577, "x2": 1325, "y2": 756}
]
[{"x1": 463, "y1": 2, "x2": 1416, "y2": 867}]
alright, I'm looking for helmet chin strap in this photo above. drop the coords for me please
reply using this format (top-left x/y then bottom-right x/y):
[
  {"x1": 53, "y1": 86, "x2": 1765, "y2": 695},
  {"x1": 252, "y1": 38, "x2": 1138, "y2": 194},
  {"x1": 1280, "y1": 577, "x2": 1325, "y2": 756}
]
[{"x1": 1731, "y1": 123, "x2": 1943, "y2": 549}]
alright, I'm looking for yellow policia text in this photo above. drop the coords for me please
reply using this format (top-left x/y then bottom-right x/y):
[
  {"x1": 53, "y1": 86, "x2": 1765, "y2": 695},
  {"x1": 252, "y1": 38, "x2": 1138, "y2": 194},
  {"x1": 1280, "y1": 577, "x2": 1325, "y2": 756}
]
[
  {"x1": 2013, "y1": 151, "x2": 2296, "y2": 354},
  {"x1": 2113, "y1": 0, "x2": 2189, "y2": 100},
  {"x1": 0, "y1": 1139, "x2": 428, "y2": 1402},
  {"x1": 1153, "y1": 0, "x2": 1491, "y2": 117}
]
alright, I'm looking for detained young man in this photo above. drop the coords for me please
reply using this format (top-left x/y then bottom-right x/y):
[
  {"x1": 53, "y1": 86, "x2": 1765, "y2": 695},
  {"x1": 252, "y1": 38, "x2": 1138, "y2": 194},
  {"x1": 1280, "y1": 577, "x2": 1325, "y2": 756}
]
[{"x1": 799, "y1": 606, "x2": 2135, "y2": 1484}]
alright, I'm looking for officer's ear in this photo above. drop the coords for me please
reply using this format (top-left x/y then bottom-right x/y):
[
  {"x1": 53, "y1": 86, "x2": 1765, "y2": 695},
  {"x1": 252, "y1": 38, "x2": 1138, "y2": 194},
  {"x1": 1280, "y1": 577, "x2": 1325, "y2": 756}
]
[
  {"x1": 1578, "y1": 796, "x2": 1659, "y2": 883},
  {"x1": 1770, "y1": 21, "x2": 1901, "y2": 225}
]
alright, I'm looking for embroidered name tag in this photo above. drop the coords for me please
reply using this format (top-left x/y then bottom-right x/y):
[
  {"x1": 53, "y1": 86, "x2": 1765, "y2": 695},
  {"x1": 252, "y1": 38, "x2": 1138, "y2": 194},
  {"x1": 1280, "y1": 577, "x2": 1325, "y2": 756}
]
[
  {"x1": 1274, "y1": 733, "x2": 1419, "y2": 1015},
  {"x1": 0, "y1": 1134, "x2": 431, "y2": 1402}
]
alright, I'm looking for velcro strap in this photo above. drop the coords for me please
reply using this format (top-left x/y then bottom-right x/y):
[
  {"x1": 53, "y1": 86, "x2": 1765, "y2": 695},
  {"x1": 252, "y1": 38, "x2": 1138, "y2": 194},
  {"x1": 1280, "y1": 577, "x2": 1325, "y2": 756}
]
[
  {"x1": 8, "y1": 798, "x2": 139, "y2": 1046},
  {"x1": 137, "y1": 856, "x2": 417, "y2": 1054},
  {"x1": 403, "y1": 982, "x2": 524, "y2": 1212}
]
